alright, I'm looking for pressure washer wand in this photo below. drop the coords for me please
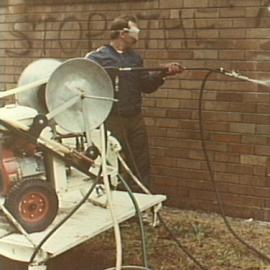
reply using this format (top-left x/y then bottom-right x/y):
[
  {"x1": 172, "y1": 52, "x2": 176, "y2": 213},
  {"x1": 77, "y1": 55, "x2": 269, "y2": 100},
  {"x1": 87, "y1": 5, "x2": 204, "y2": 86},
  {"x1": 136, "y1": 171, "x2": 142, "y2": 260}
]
[
  {"x1": 105, "y1": 66, "x2": 186, "y2": 78},
  {"x1": 106, "y1": 66, "x2": 218, "y2": 74},
  {"x1": 105, "y1": 66, "x2": 270, "y2": 87}
]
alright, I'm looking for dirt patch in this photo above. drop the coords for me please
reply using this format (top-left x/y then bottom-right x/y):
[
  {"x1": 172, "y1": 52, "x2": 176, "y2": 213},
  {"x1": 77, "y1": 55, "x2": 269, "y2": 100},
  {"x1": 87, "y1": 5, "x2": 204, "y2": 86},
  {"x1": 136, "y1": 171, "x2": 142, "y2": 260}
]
[
  {"x1": 49, "y1": 207, "x2": 270, "y2": 270},
  {"x1": 3, "y1": 207, "x2": 270, "y2": 270}
]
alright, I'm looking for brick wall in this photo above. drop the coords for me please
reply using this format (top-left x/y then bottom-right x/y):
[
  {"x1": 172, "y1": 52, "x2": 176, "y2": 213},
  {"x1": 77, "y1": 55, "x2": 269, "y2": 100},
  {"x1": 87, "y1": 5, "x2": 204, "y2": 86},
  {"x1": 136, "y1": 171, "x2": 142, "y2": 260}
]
[{"x1": 2, "y1": 0, "x2": 270, "y2": 221}]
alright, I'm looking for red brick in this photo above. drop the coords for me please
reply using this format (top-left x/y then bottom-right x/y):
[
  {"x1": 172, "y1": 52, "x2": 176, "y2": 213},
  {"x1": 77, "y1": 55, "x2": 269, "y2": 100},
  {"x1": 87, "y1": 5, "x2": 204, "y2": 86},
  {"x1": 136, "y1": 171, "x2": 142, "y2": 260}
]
[
  {"x1": 176, "y1": 158, "x2": 202, "y2": 170},
  {"x1": 194, "y1": 8, "x2": 218, "y2": 18},
  {"x1": 166, "y1": 109, "x2": 193, "y2": 119},
  {"x1": 216, "y1": 92, "x2": 243, "y2": 102},
  {"x1": 253, "y1": 166, "x2": 267, "y2": 177},
  {"x1": 194, "y1": 50, "x2": 218, "y2": 59},
  {"x1": 217, "y1": 182, "x2": 269, "y2": 198},
  {"x1": 151, "y1": 156, "x2": 178, "y2": 167},
  {"x1": 156, "y1": 118, "x2": 178, "y2": 128},
  {"x1": 195, "y1": 18, "x2": 233, "y2": 29},
  {"x1": 179, "y1": 179, "x2": 213, "y2": 191},
  {"x1": 218, "y1": 50, "x2": 245, "y2": 60},
  {"x1": 214, "y1": 152, "x2": 239, "y2": 163},
  {"x1": 160, "y1": 0, "x2": 183, "y2": 8},
  {"x1": 220, "y1": 29, "x2": 247, "y2": 38},
  {"x1": 221, "y1": 193, "x2": 263, "y2": 208},
  {"x1": 229, "y1": 102, "x2": 257, "y2": 113},
  {"x1": 255, "y1": 145, "x2": 270, "y2": 156},
  {"x1": 238, "y1": 175, "x2": 266, "y2": 186},
  {"x1": 214, "y1": 172, "x2": 240, "y2": 184},
  {"x1": 205, "y1": 142, "x2": 228, "y2": 152},
  {"x1": 143, "y1": 108, "x2": 167, "y2": 118},
  {"x1": 2, "y1": 0, "x2": 270, "y2": 222},
  {"x1": 204, "y1": 121, "x2": 229, "y2": 132},
  {"x1": 156, "y1": 98, "x2": 179, "y2": 108},
  {"x1": 232, "y1": 18, "x2": 257, "y2": 28},
  {"x1": 240, "y1": 155, "x2": 267, "y2": 166},
  {"x1": 256, "y1": 124, "x2": 270, "y2": 135},
  {"x1": 242, "y1": 114, "x2": 270, "y2": 125},
  {"x1": 164, "y1": 148, "x2": 190, "y2": 159},
  {"x1": 189, "y1": 190, "x2": 217, "y2": 201},
  {"x1": 211, "y1": 133, "x2": 241, "y2": 143},
  {"x1": 184, "y1": 0, "x2": 208, "y2": 8},
  {"x1": 188, "y1": 150, "x2": 206, "y2": 160},
  {"x1": 203, "y1": 101, "x2": 230, "y2": 111},
  {"x1": 229, "y1": 123, "x2": 255, "y2": 134},
  {"x1": 242, "y1": 135, "x2": 268, "y2": 145},
  {"x1": 257, "y1": 104, "x2": 270, "y2": 114},
  {"x1": 219, "y1": 7, "x2": 246, "y2": 18},
  {"x1": 247, "y1": 28, "x2": 270, "y2": 38},
  {"x1": 203, "y1": 111, "x2": 241, "y2": 122},
  {"x1": 228, "y1": 143, "x2": 254, "y2": 154},
  {"x1": 167, "y1": 89, "x2": 191, "y2": 99},
  {"x1": 226, "y1": 164, "x2": 254, "y2": 175}
]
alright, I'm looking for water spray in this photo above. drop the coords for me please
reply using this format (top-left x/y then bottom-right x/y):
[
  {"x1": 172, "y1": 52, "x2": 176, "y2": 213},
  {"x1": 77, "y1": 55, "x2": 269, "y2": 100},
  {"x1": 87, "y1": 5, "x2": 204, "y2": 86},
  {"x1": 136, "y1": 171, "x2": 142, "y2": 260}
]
[{"x1": 218, "y1": 67, "x2": 270, "y2": 87}]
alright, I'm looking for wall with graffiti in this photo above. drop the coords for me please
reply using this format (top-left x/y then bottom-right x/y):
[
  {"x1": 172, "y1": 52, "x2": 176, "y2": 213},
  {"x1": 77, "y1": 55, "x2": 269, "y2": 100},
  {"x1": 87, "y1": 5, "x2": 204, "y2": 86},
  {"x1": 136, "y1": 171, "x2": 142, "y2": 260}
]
[{"x1": 2, "y1": 0, "x2": 270, "y2": 221}]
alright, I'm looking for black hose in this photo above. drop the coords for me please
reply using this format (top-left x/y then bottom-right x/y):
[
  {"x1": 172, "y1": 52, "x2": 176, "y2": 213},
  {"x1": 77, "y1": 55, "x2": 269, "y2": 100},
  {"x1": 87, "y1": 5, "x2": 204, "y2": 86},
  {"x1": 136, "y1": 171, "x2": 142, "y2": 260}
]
[
  {"x1": 118, "y1": 174, "x2": 149, "y2": 269},
  {"x1": 157, "y1": 213, "x2": 208, "y2": 270},
  {"x1": 29, "y1": 170, "x2": 101, "y2": 264},
  {"x1": 118, "y1": 133, "x2": 208, "y2": 269},
  {"x1": 199, "y1": 70, "x2": 270, "y2": 264},
  {"x1": 116, "y1": 65, "x2": 270, "y2": 265}
]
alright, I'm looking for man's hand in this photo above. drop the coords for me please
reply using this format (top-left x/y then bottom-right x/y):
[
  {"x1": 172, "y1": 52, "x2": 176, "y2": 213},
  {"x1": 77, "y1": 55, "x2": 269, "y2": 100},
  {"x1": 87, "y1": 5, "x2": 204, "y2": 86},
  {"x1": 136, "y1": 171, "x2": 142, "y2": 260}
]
[{"x1": 161, "y1": 62, "x2": 185, "y2": 76}]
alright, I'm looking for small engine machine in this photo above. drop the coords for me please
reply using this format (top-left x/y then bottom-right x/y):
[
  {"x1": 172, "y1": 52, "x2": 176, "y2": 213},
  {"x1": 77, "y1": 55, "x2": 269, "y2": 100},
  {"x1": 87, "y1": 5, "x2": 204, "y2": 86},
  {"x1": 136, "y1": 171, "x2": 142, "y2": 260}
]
[
  {"x1": 0, "y1": 58, "x2": 116, "y2": 233},
  {"x1": 0, "y1": 104, "x2": 58, "y2": 233}
]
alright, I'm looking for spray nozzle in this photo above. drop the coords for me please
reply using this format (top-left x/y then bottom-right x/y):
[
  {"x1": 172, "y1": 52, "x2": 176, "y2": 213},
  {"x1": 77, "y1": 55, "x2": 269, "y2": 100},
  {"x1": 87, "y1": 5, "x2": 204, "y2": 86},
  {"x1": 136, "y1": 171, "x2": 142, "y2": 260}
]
[
  {"x1": 219, "y1": 68, "x2": 249, "y2": 80},
  {"x1": 218, "y1": 67, "x2": 270, "y2": 87}
]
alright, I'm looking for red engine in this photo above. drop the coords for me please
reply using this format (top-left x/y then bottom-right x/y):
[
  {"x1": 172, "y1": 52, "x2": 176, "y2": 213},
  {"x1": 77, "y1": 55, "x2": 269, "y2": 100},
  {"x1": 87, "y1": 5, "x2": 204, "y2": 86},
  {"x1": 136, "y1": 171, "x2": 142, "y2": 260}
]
[{"x1": 0, "y1": 134, "x2": 58, "y2": 233}]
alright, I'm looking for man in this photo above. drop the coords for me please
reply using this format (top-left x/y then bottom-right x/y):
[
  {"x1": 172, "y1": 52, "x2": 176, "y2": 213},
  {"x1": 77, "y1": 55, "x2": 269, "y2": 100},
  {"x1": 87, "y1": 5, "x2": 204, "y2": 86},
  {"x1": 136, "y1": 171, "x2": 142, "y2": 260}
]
[{"x1": 86, "y1": 15, "x2": 184, "y2": 190}]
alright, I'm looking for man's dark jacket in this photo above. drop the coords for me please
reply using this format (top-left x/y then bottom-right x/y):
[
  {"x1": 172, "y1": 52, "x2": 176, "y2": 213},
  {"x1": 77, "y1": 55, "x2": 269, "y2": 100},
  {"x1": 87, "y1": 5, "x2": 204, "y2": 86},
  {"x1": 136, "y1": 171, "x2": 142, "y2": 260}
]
[{"x1": 86, "y1": 45, "x2": 164, "y2": 116}]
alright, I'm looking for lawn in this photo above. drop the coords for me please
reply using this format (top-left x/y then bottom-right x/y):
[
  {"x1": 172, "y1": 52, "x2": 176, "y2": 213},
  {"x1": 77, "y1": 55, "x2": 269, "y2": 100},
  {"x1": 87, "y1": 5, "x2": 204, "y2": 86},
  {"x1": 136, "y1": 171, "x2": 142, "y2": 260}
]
[{"x1": 46, "y1": 207, "x2": 270, "y2": 270}]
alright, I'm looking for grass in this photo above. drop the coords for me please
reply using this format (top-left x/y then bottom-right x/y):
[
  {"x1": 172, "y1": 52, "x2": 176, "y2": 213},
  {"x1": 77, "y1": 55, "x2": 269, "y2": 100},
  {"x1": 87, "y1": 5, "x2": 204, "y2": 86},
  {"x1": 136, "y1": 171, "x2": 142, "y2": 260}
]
[
  {"x1": 48, "y1": 207, "x2": 270, "y2": 270},
  {"x1": 5, "y1": 207, "x2": 270, "y2": 270}
]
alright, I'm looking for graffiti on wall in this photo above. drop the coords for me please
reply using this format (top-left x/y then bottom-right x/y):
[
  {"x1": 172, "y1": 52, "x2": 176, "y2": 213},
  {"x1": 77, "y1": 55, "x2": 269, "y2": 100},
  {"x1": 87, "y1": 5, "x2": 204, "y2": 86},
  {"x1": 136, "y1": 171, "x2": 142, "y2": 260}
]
[
  {"x1": 5, "y1": 11, "x2": 187, "y2": 57},
  {"x1": 5, "y1": 3, "x2": 270, "y2": 58},
  {"x1": 255, "y1": 0, "x2": 270, "y2": 57},
  {"x1": 27, "y1": 0, "x2": 154, "y2": 4}
]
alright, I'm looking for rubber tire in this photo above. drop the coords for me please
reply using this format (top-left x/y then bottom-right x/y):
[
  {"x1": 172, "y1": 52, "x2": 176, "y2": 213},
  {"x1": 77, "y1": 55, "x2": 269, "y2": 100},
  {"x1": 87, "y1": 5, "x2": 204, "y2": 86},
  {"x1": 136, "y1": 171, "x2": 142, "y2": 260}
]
[{"x1": 4, "y1": 179, "x2": 58, "y2": 233}]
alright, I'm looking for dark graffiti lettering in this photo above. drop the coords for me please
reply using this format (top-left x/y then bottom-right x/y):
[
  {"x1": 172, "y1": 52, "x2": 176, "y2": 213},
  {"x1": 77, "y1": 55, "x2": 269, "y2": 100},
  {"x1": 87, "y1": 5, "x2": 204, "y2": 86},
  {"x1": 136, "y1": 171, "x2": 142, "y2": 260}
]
[
  {"x1": 256, "y1": 0, "x2": 270, "y2": 27},
  {"x1": 5, "y1": 10, "x2": 193, "y2": 57},
  {"x1": 37, "y1": 16, "x2": 57, "y2": 57},
  {"x1": 162, "y1": 11, "x2": 188, "y2": 49},
  {"x1": 137, "y1": 11, "x2": 188, "y2": 50},
  {"x1": 137, "y1": 13, "x2": 160, "y2": 49},
  {"x1": 255, "y1": 1, "x2": 270, "y2": 58},
  {"x1": 26, "y1": 0, "x2": 155, "y2": 5},
  {"x1": 5, "y1": 17, "x2": 32, "y2": 56},
  {"x1": 5, "y1": 30, "x2": 31, "y2": 56},
  {"x1": 86, "y1": 13, "x2": 107, "y2": 52},
  {"x1": 58, "y1": 16, "x2": 83, "y2": 55},
  {"x1": 10, "y1": 3, "x2": 269, "y2": 59}
]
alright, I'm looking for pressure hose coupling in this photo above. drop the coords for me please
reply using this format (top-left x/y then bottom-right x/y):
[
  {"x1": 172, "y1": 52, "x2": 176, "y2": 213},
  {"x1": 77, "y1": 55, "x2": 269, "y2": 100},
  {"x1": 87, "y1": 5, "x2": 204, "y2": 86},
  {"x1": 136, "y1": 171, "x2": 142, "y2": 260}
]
[{"x1": 218, "y1": 67, "x2": 250, "y2": 81}]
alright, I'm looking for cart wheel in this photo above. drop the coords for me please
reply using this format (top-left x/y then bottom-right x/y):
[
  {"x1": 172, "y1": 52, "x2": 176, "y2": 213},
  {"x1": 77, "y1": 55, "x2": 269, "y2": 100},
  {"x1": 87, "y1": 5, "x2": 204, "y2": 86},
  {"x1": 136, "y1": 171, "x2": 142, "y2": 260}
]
[{"x1": 4, "y1": 179, "x2": 58, "y2": 233}]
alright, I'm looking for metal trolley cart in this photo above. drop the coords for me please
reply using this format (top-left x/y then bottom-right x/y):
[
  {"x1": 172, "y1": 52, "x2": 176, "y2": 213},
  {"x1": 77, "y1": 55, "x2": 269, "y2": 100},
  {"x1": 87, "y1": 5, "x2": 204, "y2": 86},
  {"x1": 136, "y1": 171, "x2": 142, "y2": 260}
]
[{"x1": 0, "y1": 58, "x2": 166, "y2": 270}]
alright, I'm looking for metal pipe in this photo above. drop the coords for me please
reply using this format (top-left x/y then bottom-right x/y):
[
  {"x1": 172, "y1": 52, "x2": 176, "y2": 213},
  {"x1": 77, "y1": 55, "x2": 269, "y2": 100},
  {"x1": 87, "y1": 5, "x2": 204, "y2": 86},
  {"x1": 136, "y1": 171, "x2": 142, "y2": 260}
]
[{"x1": 0, "y1": 77, "x2": 49, "y2": 99}]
